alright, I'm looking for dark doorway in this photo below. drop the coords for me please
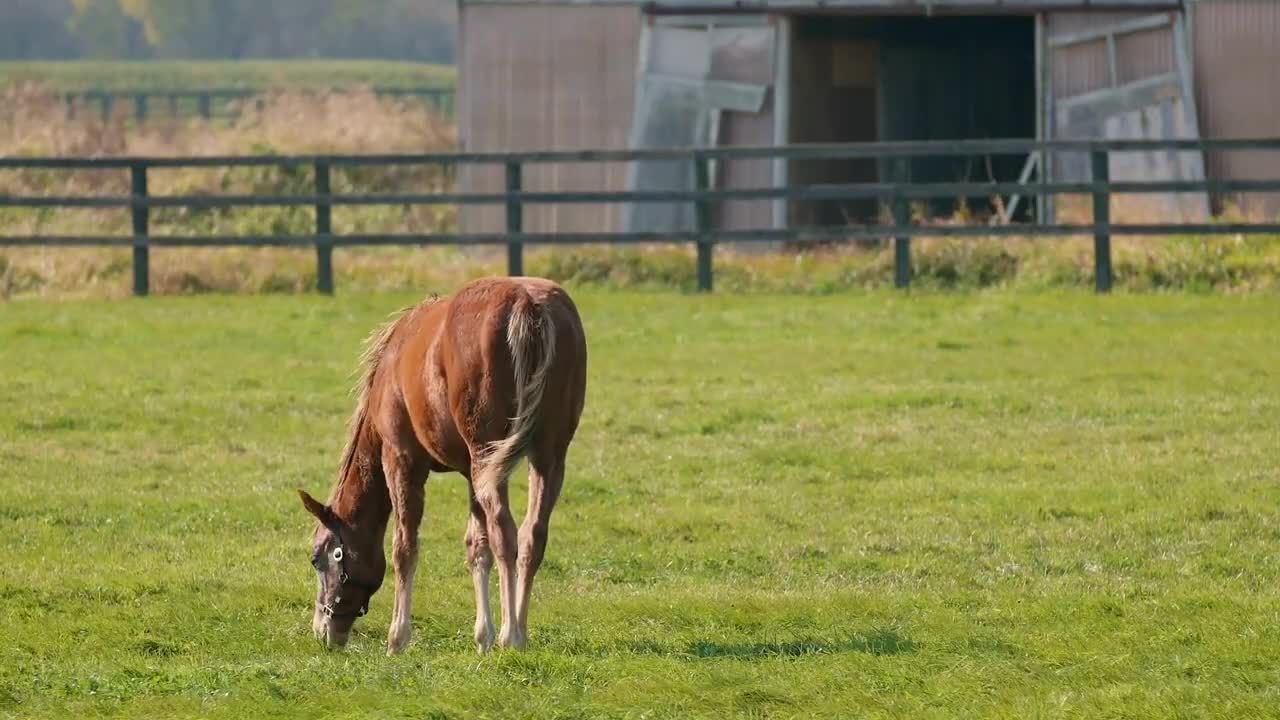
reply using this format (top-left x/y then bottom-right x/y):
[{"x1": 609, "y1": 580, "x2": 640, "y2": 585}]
[{"x1": 788, "y1": 14, "x2": 1037, "y2": 227}]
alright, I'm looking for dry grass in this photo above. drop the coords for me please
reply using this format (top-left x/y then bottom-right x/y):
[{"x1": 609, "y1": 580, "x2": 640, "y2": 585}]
[
  {"x1": 1, "y1": 82, "x2": 464, "y2": 299},
  {"x1": 1, "y1": 82, "x2": 456, "y2": 157}
]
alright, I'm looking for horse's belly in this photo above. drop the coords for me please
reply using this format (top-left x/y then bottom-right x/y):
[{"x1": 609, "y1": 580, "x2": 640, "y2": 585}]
[{"x1": 402, "y1": 369, "x2": 470, "y2": 475}]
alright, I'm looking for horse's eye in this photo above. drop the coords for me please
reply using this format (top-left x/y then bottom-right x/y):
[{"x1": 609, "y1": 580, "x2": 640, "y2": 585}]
[{"x1": 311, "y1": 555, "x2": 323, "y2": 570}]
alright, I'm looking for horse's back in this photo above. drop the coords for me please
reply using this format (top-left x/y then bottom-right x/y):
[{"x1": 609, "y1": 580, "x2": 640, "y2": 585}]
[
  {"x1": 444, "y1": 276, "x2": 584, "y2": 357},
  {"x1": 433, "y1": 277, "x2": 586, "y2": 464}
]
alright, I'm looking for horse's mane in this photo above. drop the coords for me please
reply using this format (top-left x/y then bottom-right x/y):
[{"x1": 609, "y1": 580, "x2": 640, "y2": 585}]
[{"x1": 328, "y1": 293, "x2": 439, "y2": 503}]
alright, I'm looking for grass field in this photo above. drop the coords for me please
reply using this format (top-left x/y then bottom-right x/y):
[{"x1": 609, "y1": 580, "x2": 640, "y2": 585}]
[
  {"x1": 0, "y1": 60, "x2": 456, "y2": 91},
  {"x1": 2, "y1": 287, "x2": 1278, "y2": 718}
]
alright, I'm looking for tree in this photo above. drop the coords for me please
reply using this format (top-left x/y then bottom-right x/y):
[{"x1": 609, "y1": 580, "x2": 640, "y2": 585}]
[
  {"x1": 0, "y1": 0, "x2": 79, "y2": 60},
  {"x1": 68, "y1": 0, "x2": 150, "y2": 59}
]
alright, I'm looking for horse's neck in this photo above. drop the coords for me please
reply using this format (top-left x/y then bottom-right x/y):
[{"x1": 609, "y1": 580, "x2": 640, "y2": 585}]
[{"x1": 332, "y1": 434, "x2": 390, "y2": 535}]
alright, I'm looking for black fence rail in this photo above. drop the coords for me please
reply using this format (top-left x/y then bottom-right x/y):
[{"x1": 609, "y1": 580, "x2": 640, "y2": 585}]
[
  {"x1": 60, "y1": 86, "x2": 456, "y2": 123},
  {"x1": 3, "y1": 138, "x2": 1280, "y2": 296}
]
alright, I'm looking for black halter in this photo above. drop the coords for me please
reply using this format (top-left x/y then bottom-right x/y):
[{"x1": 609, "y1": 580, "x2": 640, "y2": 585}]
[{"x1": 321, "y1": 518, "x2": 381, "y2": 620}]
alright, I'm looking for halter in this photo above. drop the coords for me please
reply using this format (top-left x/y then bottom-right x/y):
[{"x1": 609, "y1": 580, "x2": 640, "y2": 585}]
[{"x1": 320, "y1": 517, "x2": 381, "y2": 621}]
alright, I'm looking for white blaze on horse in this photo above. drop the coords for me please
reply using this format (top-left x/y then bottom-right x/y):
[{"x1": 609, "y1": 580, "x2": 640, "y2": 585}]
[{"x1": 298, "y1": 276, "x2": 588, "y2": 654}]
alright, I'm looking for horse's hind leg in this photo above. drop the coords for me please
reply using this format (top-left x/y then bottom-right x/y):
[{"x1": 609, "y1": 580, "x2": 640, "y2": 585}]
[
  {"x1": 514, "y1": 444, "x2": 566, "y2": 650},
  {"x1": 474, "y1": 466, "x2": 520, "y2": 650},
  {"x1": 465, "y1": 486, "x2": 496, "y2": 653}
]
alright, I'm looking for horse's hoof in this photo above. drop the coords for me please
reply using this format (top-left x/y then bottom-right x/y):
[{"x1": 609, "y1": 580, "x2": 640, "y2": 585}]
[
  {"x1": 386, "y1": 625, "x2": 411, "y2": 656},
  {"x1": 475, "y1": 623, "x2": 495, "y2": 654},
  {"x1": 498, "y1": 627, "x2": 527, "y2": 651}
]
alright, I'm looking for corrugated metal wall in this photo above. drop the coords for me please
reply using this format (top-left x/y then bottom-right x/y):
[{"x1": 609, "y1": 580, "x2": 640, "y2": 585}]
[
  {"x1": 1042, "y1": 9, "x2": 1210, "y2": 221},
  {"x1": 1191, "y1": 0, "x2": 1280, "y2": 216},
  {"x1": 717, "y1": 110, "x2": 776, "y2": 231},
  {"x1": 457, "y1": 3, "x2": 641, "y2": 234},
  {"x1": 709, "y1": 22, "x2": 778, "y2": 232},
  {"x1": 1046, "y1": 12, "x2": 1175, "y2": 101}
]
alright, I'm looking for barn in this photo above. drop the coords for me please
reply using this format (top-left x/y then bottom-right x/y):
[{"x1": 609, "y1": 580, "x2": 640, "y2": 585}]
[{"x1": 455, "y1": 0, "x2": 1280, "y2": 236}]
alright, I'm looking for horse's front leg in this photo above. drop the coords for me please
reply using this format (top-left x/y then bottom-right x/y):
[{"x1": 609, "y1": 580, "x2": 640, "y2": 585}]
[{"x1": 385, "y1": 446, "x2": 427, "y2": 656}]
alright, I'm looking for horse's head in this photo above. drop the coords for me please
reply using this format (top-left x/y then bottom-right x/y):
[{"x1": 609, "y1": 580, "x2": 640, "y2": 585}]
[{"x1": 298, "y1": 489, "x2": 385, "y2": 649}]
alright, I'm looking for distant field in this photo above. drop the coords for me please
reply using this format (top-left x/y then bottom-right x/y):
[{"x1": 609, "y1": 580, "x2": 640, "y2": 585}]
[
  {"x1": 0, "y1": 60, "x2": 456, "y2": 90},
  {"x1": 1, "y1": 290, "x2": 1278, "y2": 718}
]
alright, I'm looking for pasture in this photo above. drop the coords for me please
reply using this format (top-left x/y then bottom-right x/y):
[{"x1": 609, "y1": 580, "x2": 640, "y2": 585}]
[
  {"x1": 0, "y1": 60, "x2": 456, "y2": 91},
  {"x1": 1, "y1": 288, "x2": 1279, "y2": 718}
]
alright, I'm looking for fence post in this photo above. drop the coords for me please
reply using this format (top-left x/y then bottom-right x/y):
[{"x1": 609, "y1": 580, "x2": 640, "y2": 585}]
[
  {"x1": 100, "y1": 94, "x2": 113, "y2": 123},
  {"x1": 892, "y1": 157, "x2": 912, "y2": 289},
  {"x1": 134, "y1": 94, "x2": 148, "y2": 123},
  {"x1": 198, "y1": 93, "x2": 212, "y2": 120},
  {"x1": 693, "y1": 154, "x2": 714, "y2": 292},
  {"x1": 1091, "y1": 150, "x2": 1112, "y2": 294},
  {"x1": 315, "y1": 161, "x2": 334, "y2": 295},
  {"x1": 130, "y1": 164, "x2": 149, "y2": 297},
  {"x1": 505, "y1": 161, "x2": 524, "y2": 276}
]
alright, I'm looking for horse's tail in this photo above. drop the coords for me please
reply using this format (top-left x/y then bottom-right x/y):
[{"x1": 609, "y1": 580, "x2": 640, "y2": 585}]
[{"x1": 483, "y1": 290, "x2": 556, "y2": 483}]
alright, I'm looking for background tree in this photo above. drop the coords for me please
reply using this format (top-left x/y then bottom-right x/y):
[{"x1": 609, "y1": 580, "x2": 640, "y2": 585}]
[
  {"x1": 68, "y1": 0, "x2": 151, "y2": 59},
  {"x1": 0, "y1": 0, "x2": 80, "y2": 60}
]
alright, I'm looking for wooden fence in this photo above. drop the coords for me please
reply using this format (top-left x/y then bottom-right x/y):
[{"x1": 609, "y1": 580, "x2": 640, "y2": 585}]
[
  {"x1": 61, "y1": 87, "x2": 456, "y2": 122},
  {"x1": 3, "y1": 138, "x2": 1280, "y2": 296}
]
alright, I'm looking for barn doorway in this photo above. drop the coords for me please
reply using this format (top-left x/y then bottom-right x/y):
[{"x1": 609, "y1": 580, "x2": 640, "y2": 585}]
[{"x1": 787, "y1": 14, "x2": 1038, "y2": 227}]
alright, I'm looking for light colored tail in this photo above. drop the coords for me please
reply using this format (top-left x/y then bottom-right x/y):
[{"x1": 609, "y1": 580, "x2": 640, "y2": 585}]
[{"x1": 482, "y1": 291, "x2": 556, "y2": 482}]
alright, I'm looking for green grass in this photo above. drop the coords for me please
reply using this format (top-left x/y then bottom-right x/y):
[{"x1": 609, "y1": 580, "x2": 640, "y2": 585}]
[
  {"x1": 2, "y1": 288, "x2": 1279, "y2": 718},
  {"x1": 0, "y1": 60, "x2": 456, "y2": 91}
]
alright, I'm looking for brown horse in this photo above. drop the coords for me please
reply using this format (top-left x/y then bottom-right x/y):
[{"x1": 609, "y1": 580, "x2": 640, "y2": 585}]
[{"x1": 297, "y1": 276, "x2": 587, "y2": 654}]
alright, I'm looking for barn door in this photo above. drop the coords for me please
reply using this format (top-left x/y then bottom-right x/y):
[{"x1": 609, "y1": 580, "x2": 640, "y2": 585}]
[
  {"x1": 624, "y1": 16, "x2": 775, "y2": 233},
  {"x1": 1045, "y1": 11, "x2": 1208, "y2": 221}
]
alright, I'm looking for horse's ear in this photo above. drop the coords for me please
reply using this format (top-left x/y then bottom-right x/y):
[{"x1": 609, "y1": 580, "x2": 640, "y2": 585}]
[{"x1": 297, "y1": 489, "x2": 332, "y2": 524}]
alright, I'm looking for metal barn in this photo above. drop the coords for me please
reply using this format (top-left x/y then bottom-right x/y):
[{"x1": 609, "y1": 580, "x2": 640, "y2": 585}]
[{"x1": 456, "y1": 0, "x2": 1280, "y2": 235}]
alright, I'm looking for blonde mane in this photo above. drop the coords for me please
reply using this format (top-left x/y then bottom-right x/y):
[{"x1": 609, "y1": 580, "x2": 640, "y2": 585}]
[{"x1": 328, "y1": 294, "x2": 438, "y2": 501}]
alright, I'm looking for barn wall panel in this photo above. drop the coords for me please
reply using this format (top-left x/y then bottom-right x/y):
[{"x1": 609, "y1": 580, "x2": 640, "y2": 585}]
[
  {"x1": 718, "y1": 110, "x2": 776, "y2": 230},
  {"x1": 1044, "y1": 7, "x2": 1199, "y2": 220},
  {"x1": 1191, "y1": 0, "x2": 1280, "y2": 216},
  {"x1": 1047, "y1": 11, "x2": 1174, "y2": 99},
  {"x1": 458, "y1": 4, "x2": 641, "y2": 234},
  {"x1": 712, "y1": 22, "x2": 777, "y2": 231}
]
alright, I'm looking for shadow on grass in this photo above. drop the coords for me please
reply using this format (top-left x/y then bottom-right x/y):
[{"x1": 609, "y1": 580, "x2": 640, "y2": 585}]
[{"x1": 615, "y1": 628, "x2": 915, "y2": 660}]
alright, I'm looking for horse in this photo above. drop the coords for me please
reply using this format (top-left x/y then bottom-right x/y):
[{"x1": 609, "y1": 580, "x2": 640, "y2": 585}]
[{"x1": 297, "y1": 276, "x2": 587, "y2": 654}]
